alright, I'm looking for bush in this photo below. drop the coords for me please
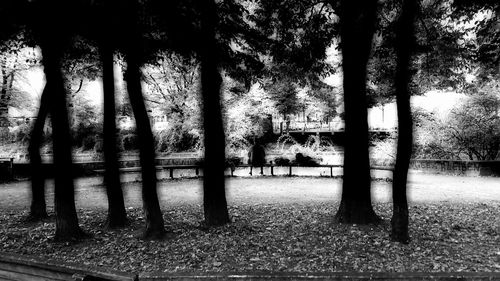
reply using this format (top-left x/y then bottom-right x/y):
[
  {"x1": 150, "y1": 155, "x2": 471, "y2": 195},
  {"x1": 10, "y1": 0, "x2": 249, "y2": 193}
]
[
  {"x1": 81, "y1": 135, "x2": 97, "y2": 151},
  {"x1": 274, "y1": 157, "x2": 290, "y2": 166},
  {"x1": 10, "y1": 123, "x2": 31, "y2": 143},
  {"x1": 293, "y1": 152, "x2": 320, "y2": 166},
  {"x1": 225, "y1": 156, "x2": 242, "y2": 167},
  {"x1": 121, "y1": 133, "x2": 138, "y2": 151},
  {"x1": 154, "y1": 125, "x2": 200, "y2": 153}
]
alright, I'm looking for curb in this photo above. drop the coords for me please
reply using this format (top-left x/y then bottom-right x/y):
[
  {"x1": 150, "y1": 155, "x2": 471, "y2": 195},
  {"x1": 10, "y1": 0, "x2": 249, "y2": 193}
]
[{"x1": 1, "y1": 252, "x2": 499, "y2": 281}]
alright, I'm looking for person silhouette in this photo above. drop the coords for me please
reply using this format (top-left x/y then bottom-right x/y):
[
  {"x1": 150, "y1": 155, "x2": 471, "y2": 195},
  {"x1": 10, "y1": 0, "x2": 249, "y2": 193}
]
[{"x1": 248, "y1": 140, "x2": 266, "y2": 175}]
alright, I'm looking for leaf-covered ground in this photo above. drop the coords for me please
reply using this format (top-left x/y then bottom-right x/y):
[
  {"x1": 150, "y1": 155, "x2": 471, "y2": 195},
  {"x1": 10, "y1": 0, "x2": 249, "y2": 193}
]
[{"x1": 0, "y1": 202, "x2": 499, "y2": 274}]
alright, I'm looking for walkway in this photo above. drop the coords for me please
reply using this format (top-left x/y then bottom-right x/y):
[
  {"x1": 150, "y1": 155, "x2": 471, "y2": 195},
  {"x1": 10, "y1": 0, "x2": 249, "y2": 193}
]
[{"x1": 0, "y1": 171, "x2": 498, "y2": 211}]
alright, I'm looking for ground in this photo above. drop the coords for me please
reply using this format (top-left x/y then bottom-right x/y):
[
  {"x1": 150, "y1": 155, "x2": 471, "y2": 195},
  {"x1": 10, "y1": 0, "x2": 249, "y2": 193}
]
[{"x1": 0, "y1": 172, "x2": 499, "y2": 273}]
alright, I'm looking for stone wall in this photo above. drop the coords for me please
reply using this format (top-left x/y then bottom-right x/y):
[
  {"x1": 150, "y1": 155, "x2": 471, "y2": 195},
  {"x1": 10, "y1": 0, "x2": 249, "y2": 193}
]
[{"x1": 409, "y1": 159, "x2": 500, "y2": 176}]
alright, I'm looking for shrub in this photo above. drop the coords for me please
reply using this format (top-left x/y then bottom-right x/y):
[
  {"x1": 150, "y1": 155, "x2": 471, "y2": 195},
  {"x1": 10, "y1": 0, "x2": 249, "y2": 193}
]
[
  {"x1": 225, "y1": 156, "x2": 242, "y2": 167},
  {"x1": 121, "y1": 133, "x2": 138, "y2": 151},
  {"x1": 293, "y1": 152, "x2": 320, "y2": 166},
  {"x1": 274, "y1": 157, "x2": 290, "y2": 166},
  {"x1": 154, "y1": 125, "x2": 200, "y2": 153},
  {"x1": 10, "y1": 123, "x2": 31, "y2": 143},
  {"x1": 81, "y1": 135, "x2": 97, "y2": 151}
]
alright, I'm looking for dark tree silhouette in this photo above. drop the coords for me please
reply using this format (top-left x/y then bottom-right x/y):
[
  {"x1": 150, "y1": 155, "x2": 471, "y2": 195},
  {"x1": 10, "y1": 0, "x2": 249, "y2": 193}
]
[
  {"x1": 27, "y1": 84, "x2": 49, "y2": 220},
  {"x1": 334, "y1": 0, "x2": 381, "y2": 224},
  {"x1": 121, "y1": 0, "x2": 165, "y2": 238},
  {"x1": 0, "y1": 0, "x2": 48, "y2": 221},
  {"x1": 392, "y1": 0, "x2": 417, "y2": 243},
  {"x1": 34, "y1": 0, "x2": 85, "y2": 241},
  {"x1": 97, "y1": 2, "x2": 128, "y2": 228},
  {"x1": 200, "y1": 0, "x2": 230, "y2": 226}
]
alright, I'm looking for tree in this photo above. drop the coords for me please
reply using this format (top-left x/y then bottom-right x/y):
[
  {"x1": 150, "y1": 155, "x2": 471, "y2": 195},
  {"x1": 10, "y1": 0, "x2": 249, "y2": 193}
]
[
  {"x1": 28, "y1": 83, "x2": 49, "y2": 220},
  {"x1": 0, "y1": 0, "x2": 48, "y2": 220},
  {"x1": 333, "y1": 0, "x2": 381, "y2": 224},
  {"x1": 96, "y1": 1, "x2": 128, "y2": 227},
  {"x1": 143, "y1": 54, "x2": 201, "y2": 153},
  {"x1": 31, "y1": 0, "x2": 85, "y2": 240},
  {"x1": 452, "y1": 0, "x2": 500, "y2": 81},
  {"x1": 268, "y1": 79, "x2": 300, "y2": 124},
  {"x1": 392, "y1": 0, "x2": 417, "y2": 244},
  {"x1": 200, "y1": 0, "x2": 231, "y2": 226},
  {"x1": 446, "y1": 87, "x2": 500, "y2": 160},
  {"x1": 0, "y1": 2, "x2": 25, "y2": 140},
  {"x1": 223, "y1": 78, "x2": 274, "y2": 151},
  {"x1": 121, "y1": 0, "x2": 165, "y2": 238}
]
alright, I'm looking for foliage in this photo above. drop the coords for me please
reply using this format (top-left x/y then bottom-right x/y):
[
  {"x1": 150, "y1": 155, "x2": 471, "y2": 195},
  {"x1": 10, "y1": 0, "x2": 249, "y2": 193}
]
[
  {"x1": 8, "y1": 122, "x2": 31, "y2": 143},
  {"x1": 445, "y1": 85, "x2": 500, "y2": 160},
  {"x1": 452, "y1": 0, "x2": 500, "y2": 81},
  {"x1": 273, "y1": 157, "x2": 290, "y2": 166},
  {"x1": 224, "y1": 80, "x2": 274, "y2": 153},
  {"x1": 267, "y1": 79, "x2": 300, "y2": 118},
  {"x1": 413, "y1": 107, "x2": 459, "y2": 159},
  {"x1": 370, "y1": 137, "x2": 397, "y2": 162},
  {"x1": 293, "y1": 153, "x2": 320, "y2": 166},
  {"x1": 119, "y1": 129, "x2": 138, "y2": 151},
  {"x1": 250, "y1": 0, "x2": 338, "y2": 83},
  {"x1": 0, "y1": 47, "x2": 39, "y2": 113},
  {"x1": 413, "y1": 86, "x2": 500, "y2": 160},
  {"x1": 143, "y1": 53, "x2": 202, "y2": 153},
  {"x1": 71, "y1": 94, "x2": 102, "y2": 151},
  {"x1": 154, "y1": 125, "x2": 200, "y2": 153}
]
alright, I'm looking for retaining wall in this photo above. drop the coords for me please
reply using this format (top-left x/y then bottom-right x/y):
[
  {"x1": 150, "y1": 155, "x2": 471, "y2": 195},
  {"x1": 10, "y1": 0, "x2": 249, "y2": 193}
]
[{"x1": 409, "y1": 159, "x2": 500, "y2": 176}]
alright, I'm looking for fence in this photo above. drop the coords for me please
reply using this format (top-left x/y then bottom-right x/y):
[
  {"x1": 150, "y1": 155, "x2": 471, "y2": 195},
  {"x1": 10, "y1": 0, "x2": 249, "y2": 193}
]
[{"x1": 6, "y1": 158, "x2": 500, "y2": 180}]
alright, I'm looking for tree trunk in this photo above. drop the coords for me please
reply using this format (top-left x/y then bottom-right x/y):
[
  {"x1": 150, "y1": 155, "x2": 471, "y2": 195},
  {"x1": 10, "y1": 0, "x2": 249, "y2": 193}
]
[
  {"x1": 40, "y1": 41, "x2": 84, "y2": 242},
  {"x1": 122, "y1": 0, "x2": 165, "y2": 239},
  {"x1": 27, "y1": 82, "x2": 50, "y2": 221},
  {"x1": 34, "y1": 0, "x2": 85, "y2": 241},
  {"x1": 101, "y1": 43, "x2": 127, "y2": 228},
  {"x1": 334, "y1": 0, "x2": 380, "y2": 224},
  {"x1": 392, "y1": 0, "x2": 417, "y2": 244},
  {"x1": 200, "y1": 0, "x2": 230, "y2": 226}
]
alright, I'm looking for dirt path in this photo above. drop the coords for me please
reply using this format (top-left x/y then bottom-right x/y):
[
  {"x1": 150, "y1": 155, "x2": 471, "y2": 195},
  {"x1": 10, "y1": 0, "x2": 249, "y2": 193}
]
[{"x1": 0, "y1": 171, "x2": 498, "y2": 211}]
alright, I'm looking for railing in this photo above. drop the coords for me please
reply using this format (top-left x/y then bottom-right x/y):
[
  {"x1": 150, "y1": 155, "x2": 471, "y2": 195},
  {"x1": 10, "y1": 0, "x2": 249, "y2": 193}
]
[
  {"x1": 94, "y1": 164, "x2": 393, "y2": 179},
  {"x1": 272, "y1": 121, "x2": 397, "y2": 134}
]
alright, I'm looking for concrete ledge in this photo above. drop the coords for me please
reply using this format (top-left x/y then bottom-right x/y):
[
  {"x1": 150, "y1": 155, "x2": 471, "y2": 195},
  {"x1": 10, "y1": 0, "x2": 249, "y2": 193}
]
[
  {"x1": 0, "y1": 252, "x2": 499, "y2": 281},
  {"x1": 0, "y1": 251, "x2": 137, "y2": 281},
  {"x1": 408, "y1": 160, "x2": 500, "y2": 177},
  {"x1": 139, "y1": 271, "x2": 500, "y2": 281}
]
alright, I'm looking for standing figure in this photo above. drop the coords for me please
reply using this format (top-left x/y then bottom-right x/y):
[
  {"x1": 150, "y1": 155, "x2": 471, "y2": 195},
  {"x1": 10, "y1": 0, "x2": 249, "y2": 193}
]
[{"x1": 248, "y1": 140, "x2": 266, "y2": 175}]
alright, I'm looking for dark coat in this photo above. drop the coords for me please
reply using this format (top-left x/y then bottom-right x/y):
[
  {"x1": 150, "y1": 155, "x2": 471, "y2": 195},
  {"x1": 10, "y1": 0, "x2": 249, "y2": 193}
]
[{"x1": 248, "y1": 144, "x2": 266, "y2": 166}]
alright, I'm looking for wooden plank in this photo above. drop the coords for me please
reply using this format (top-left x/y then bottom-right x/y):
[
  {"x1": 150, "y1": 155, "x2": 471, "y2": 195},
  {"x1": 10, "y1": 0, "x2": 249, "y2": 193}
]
[
  {"x1": 0, "y1": 268, "x2": 67, "y2": 281},
  {"x1": 0, "y1": 252, "x2": 137, "y2": 281}
]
